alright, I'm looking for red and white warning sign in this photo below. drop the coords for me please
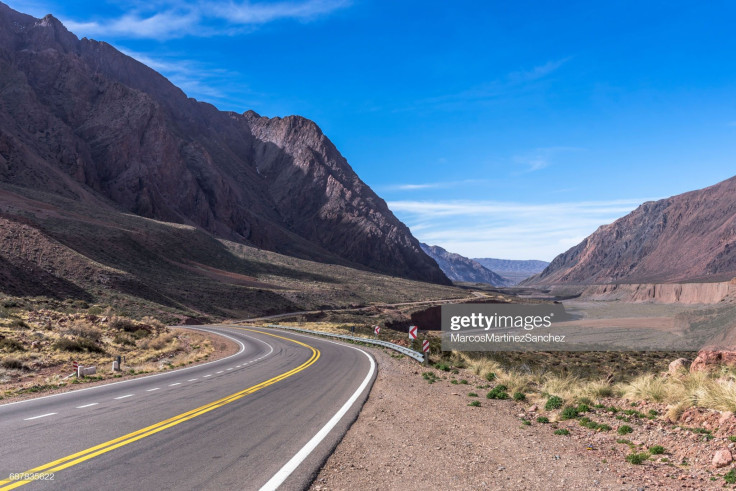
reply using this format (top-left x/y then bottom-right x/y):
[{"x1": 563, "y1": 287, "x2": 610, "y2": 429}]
[
  {"x1": 374, "y1": 325, "x2": 380, "y2": 335},
  {"x1": 72, "y1": 361, "x2": 79, "y2": 369},
  {"x1": 408, "y1": 325, "x2": 418, "y2": 340},
  {"x1": 422, "y1": 340, "x2": 430, "y2": 353}
]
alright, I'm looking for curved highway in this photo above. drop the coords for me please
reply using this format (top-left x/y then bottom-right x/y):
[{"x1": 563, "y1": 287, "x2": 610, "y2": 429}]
[{"x1": 0, "y1": 326, "x2": 376, "y2": 490}]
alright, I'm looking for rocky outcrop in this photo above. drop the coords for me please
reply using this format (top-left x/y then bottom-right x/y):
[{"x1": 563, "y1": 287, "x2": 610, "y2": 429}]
[
  {"x1": 580, "y1": 281, "x2": 736, "y2": 304},
  {"x1": 525, "y1": 175, "x2": 736, "y2": 286},
  {"x1": 0, "y1": 2, "x2": 449, "y2": 285},
  {"x1": 690, "y1": 351, "x2": 736, "y2": 372},
  {"x1": 420, "y1": 244, "x2": 511, "y2": 286}
]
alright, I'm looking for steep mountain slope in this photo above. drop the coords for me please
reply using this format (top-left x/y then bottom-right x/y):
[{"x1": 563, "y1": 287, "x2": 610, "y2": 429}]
[
  {"x1": 526, "y1": 175, "x2": 736, "y2": 285},
  {"x1": 473, "y1": 258, "x2": 549, "y2": 285},
  {"x1": 0, "y1": 2, "x2": 448, "y2": 285},
  {"x1": 420, "y1": 244, "x2": 511, "y2": 286}
]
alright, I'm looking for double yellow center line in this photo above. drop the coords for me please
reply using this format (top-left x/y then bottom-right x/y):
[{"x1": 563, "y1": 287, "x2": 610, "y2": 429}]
[{"x1": 0, "y1": 328, "x2": 319, "y2": 490}]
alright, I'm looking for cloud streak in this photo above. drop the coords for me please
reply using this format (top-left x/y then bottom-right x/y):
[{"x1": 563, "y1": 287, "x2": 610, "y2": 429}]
[
  {"x1": 388, "y1": 198, "x2": 653, "y2": 261},
  {"x1": 62, "y1": 0, "x2": 351, "y2": 40}
]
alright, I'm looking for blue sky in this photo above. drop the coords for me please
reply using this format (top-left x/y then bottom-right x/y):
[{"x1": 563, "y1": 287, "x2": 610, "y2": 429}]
[{"x1": 9, "y1": 0, "x2": 736, "y2": 260}]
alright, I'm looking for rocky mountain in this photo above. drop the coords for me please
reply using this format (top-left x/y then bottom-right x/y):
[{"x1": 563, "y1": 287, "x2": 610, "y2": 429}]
[
  {"x1": 526, "y1": 175, "x2": 736, "y2": 285},
  {"x1": 420, "y1": 244, "x2": 511, "y2": 286},
  {"x1": 0, "y1": 2, "x2": 449, "y2": 285},
  {"x1": 472, "y1": 258, "x2": 549, "y2": 285}
]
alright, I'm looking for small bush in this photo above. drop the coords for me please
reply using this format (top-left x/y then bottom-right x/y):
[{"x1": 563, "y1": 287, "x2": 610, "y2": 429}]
[
  {"x1": 468, "y1": 400, "x2": 481, "y2": 407},
  {"x1": 728, "y1": 436, "x2": 736, "y2": 443},
  {"x1": 468, "y1": 392, "x2": 478, "y2": 397},
  {"x1": 536, "y1": 416, "x2": 549, "y2": 423},
  {"x1": 513, "y1": 392, "x2": 526, "y2": 402},
  {"x1": 626, "y1": 452, "x2": 649, "y2": 465},
  {"x1": 521, "y1": 419, "x2": 531, "y2": 426},
  {"x1": 617, "y1": 425, "x2": 633, "y2": 435},
  {"x1": 545, "y1": 395, "x2": 564, "y2": 410},
  {"x1": 0, "y1": 357, "x2": 27, "y2": 370},
  {"x1": 459, "y1": 379, "x2": 468, "y2": 385},
  {"x1": 433, "y1": 362, "x2": 450, "y2": 372},
  {"x1": 53, "y1": 337, "x2": 105, "y2": 353},
  {"x1": 451, "y1": 379, "x2": 458, "y2": 385},
  {"x1": 626, "y1": 452, "x2": 648, "y2": 465},
  {"x1": 113, "y1": 333, "x2": 135, "y2": 346},
  {"x1": 0, "y1": 338, "x2": 25, "y2": 352},
  {"x1": 485, "y1": 372, "x2": 496, "y2": 382},
  {"x1": 554, "y1": 429, "x2": 570, "y2": 436},
  {"x1": 7, "y1": 318, "x2": 27, "y2": 329},
  {"x1": 649, "y1": 445, "x2": 665, "y2": 455},
  {"x1": 577, "y1": 403, "x2": 591, "y2": 413},
  {"x1": 132, "y1": 329, "x2": 150, "y2": 340},
  {"x1": 725, "y1": 469, "x2": 736, "y2": 484},
  {"x1": 487, "y1": 385, "x2": 509, "y2": 400},
  {"x1": 560, "y1": 406, "x2": 580, "y2": 420},
  {"x1": 110, "y1": 316, "x2": 138, "y2": 332}
]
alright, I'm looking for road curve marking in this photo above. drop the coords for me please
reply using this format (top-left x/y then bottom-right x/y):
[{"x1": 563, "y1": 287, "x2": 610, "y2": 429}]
[
  {"x1": 146, "y1": 388, "x2": 160, "y2": 392},
  {"x1": 113, "y1": 395, "x2": 133, "y2": 400},
  {"x1": 258, "y1": 333, "x2": 375, "y2": 491},
  {"x1": 75, "y1": 403, "x2": 98, "y2": 409},
  {"x1": 0, "y1": 330, "x2": 319, "y2": 490},
  {"x1": 23, "y1": 413, "x2": 57, "y2": 421}
]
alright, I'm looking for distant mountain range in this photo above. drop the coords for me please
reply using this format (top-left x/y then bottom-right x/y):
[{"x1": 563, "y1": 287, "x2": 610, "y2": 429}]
[
  {"x1": 420, "y1": 244, "x2": 510, "y2": 286},
  {"x1": 0, "y1": 3, "x2": 448, "y2": 286},
  {"x1": 473, "y1": 258, "x2": 549, "y2": 285},
  {"x1": 525, "y1": 175, "x2": 736, "y2": 286}
]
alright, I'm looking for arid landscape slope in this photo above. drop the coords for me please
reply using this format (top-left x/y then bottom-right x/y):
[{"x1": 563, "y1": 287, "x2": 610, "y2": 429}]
[
  {"x1": 0, "y1": 2, "x2": 448, "y2": 289},
  {"x1": 526, "y1": 175, "x2": 736, "y2": 286}
]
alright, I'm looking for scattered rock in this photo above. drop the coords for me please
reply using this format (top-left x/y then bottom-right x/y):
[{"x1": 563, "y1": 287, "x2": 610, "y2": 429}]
[
  {"x1": 712, "y1": 448, "x2": 733, "y2": 468},
  {"x1": 668, "y1": 358, "x2": 690, "y2": 376}
]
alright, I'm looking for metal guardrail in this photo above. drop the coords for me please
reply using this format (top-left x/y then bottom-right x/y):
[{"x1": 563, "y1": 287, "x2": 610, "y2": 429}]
[{"x1": 268, "y1": 324, "x2": 425, "y2": 363}]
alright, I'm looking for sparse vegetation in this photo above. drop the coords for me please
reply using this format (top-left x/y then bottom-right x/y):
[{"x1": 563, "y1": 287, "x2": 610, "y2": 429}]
[
  {"x1": 536, "y1": 416, "x2": 549, "y2": 424},
  {"x1": 486, "y1": 385, "x2": 509, "y2": 400},
  {"x1": 513, "y1": 391, "x2": 526, "y2": 401},
  {"x1": 468, "y1": 400, "x2": 481, "y2": 407},
  {"x1": 554, "y1": 429, "x2": 570, "y2": 436},
  {"x1": 545, "y1": 395, "x2": 564, "y2": 410},
  {"x1": 617, "y1": 425, "x2": 633, "y2": 435},
  {"x1": 625, "y1": 452, "x2": 649, "y2": 465},
  {"x1": 649, "y1": 445, "x2": 666, "y2": 455}
]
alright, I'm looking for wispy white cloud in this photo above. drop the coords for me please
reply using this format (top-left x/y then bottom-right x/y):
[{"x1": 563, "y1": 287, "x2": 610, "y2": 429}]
[
  {"x1": 118, "y1": 48, "x2": 261, "y2": 108},
  {"x1": 512, "y1": 146, "x2": 584, "y2": 173},
  {"x1": 406, "y1": 57, "x2": 571, "y2": 112},
  {"x1": 61, "y1": 0, "x2": 351, "y2": 40},
  {"x1": 381, "y1": 179, "x2": 487, "y2": 192},
  {"x1": 389, "y1": 198, "x2": 653, "y2": 261}
]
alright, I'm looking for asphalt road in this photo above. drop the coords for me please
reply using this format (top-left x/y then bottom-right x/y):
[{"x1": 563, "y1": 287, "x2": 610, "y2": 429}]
[{"x1": 0, "y1": 326, "x2": 376, "y2": 490}]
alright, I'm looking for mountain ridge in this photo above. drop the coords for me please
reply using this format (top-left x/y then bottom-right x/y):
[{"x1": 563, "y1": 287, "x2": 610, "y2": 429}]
[
  {"x1": 420, "y1": 244, "x2": 511, "y2": 286},
  {"x1": 525, "y1": 175, "x2": 736, "y2": 286},
  {"x1": 0, "y1": 2, "x2": 449, "y2": 285}
]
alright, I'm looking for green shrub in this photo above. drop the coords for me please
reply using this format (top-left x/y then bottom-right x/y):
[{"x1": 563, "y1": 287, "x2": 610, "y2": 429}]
[
  {"x1": 545, "y1": 395, "x2": 564, "y2": 410},
  {"x1": 649, "y1": 445, "x2": 665, "y2": 455},
  {"x1": 560, "y1": 406, "x2": 579, "y2": 420},
  {"x1": 468, "y1": 392, "x2": 478, "y2": 397},
  {"x1": 554, "y1": 429, "x2": 570, "y2": 436},
  {"x1": 725, "y1": 469, "x2": 736, "y2": 484},
  {"x1": 485, "y1": 372, "x2": 496, "y2": 381},
  {"x1": 626, "y1": 452, "x2": 648, "y2": 465},
  {"x1": 459, "y1": 379, "x2": 468, "y2": 385},
  {"x1": 486, "y1": 385, "x2": 509, "y2": 400},
  {"x1": 513, "y1": 392, "x2": 526, "y2": 402},
  {"x1": 433, "y1": 362, "x2": 450, "y2": 372},
  {"x1": 536, "y1": 416, "x2": 549, "y2": 423},
  {"x1": 113, "y1": 333, "x2": 135, "y2": 346},
  {"x1": 468, "y1": 400, "x2": 481, "y2": 407},
  {"x1": 617, "y1": 425, "x2": 633, "y2": 435},
  {"x1": 577, "y1": 403, "x2": 591, "y2": 413}
]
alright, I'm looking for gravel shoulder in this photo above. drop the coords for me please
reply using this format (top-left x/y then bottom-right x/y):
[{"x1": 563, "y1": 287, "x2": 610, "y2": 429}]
[{"x1": 311, "y1": 348, "x2": 731, "y2": 490}]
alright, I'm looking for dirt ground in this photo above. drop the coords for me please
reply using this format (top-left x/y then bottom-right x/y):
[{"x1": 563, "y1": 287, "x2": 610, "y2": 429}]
[{"x1": 311, "y1": 348, "x2": 736, "y2": 490}]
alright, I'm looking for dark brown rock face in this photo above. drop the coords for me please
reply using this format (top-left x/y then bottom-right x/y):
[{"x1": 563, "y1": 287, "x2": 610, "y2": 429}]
[
  {"x1": 0, "y1": 3, "x2": 448, "y2": 285},
  {"x1": 527, "y1": 175, "x2": 736, "y2": 285}
]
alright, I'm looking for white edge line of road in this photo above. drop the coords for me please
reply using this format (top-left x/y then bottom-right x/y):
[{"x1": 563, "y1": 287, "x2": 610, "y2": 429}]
[
  {"x1": 0, "y1": 326, "x2": 246, "y2": 409},
  {"x1": 258, "y1": 330, "x2": 376, "y2": 491}
]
